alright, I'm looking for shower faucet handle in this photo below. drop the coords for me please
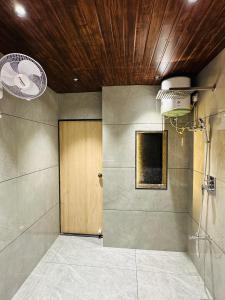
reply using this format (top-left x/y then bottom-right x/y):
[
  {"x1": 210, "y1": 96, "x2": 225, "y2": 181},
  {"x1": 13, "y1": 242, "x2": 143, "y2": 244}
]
[
  {"x1": 202, "y1": 175, "x2": 216, "y2": 192},
  {"x1": 207, "y1": 175, "x2": 216, "y2": 191}
]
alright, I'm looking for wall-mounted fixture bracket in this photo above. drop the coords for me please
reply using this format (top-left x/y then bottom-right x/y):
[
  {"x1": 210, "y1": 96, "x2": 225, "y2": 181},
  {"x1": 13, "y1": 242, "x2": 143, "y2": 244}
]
[
  {"x1": 0, "y1": 82, "x2": 3, "y2": 99},
  {"x1": 156, "y1": 85, "x2": 216, "y2": 100},
  {"x1": 189, "y1": 234, "x2": 210, "y2": 241}
]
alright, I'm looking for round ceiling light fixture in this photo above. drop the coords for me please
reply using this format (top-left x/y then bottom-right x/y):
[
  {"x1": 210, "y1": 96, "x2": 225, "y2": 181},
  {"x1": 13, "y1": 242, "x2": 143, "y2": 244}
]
[
  {"x1": 14, "y1": 3, "x2": 27, "y2": 17},
  {"x1": 188, "y1": 0, "x2": 198, "y2": 3},
  {"x1": 73, "y1": 78, "x2": 79, "y2": 82}
]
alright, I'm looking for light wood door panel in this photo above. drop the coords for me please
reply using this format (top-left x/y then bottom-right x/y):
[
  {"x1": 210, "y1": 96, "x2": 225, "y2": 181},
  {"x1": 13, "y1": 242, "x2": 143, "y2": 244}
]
[{"x1": 59, "y1": 121, "x2": 102, "y2": 234}]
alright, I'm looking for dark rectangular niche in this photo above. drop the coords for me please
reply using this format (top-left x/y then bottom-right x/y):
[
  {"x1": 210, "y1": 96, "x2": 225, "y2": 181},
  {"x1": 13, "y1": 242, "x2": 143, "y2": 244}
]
[{"x1": 135, "y1": 131, "x2": 168, "y2": 189}]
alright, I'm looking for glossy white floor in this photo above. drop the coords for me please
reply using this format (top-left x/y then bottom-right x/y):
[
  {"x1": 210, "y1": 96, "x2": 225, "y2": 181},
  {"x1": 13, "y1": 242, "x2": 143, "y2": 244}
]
[{"x1": 12, "y1": 235, "x2": 209, "y2": 300}]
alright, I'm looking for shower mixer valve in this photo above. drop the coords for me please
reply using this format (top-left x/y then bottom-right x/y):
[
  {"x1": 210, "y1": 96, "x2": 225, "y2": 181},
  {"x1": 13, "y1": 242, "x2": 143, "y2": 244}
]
[{"x1": 202, "y1": 175, "x2": 216, "y2": 192}]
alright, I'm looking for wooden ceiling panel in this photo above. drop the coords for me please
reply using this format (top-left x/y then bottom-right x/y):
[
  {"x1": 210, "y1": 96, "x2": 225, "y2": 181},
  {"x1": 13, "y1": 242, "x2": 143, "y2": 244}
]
[{"x1": 0, "y1": 0, "x2": 224, "y2": 93}]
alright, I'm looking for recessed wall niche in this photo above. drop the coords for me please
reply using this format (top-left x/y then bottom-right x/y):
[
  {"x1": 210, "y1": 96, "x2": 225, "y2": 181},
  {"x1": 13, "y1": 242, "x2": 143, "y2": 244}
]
[{"x1": 135, "y1": 131, "x2": 168, "y2": 189}]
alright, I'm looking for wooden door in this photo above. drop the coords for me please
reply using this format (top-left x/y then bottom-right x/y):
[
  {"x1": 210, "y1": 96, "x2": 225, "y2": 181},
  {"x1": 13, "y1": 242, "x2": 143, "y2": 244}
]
[{"x1": 59, "y1": 120, "x2": 102, "y2": 235}]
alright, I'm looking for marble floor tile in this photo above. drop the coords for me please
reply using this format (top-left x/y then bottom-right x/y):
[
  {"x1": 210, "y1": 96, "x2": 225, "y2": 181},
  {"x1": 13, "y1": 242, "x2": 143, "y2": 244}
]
[
  {"x1": 44, "y1": 235, "x2": 136, "y2": 270},
  {"x1": 13, "y1": 236, "x2": 209, "y2": 300},
  {"x1": 13, "y1": 262, "x2": 138, "y2": 300},
  {"x1": 137, "y1": 270, "x2": 208, "y2": 300},
  {"x1": 136, "y1": 249, "x2": 198, "y2": 275}
]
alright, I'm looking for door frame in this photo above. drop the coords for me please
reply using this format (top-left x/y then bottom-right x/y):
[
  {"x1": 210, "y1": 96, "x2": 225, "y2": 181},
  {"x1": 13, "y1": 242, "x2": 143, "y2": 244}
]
[{"x1": 58, "y1": 119, "x2": 103, "y2": 236}]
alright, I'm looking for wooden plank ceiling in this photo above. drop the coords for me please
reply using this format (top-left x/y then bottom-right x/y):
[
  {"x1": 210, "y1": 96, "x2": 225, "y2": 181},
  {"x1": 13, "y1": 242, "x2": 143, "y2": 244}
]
[{"x1": 0, "y1": 0, "x2": 224, "y2": 93}]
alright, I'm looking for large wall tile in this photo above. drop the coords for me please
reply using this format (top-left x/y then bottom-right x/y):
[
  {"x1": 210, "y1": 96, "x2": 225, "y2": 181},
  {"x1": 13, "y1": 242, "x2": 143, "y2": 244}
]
[
  {"x1": 0, "y1": 179, "x2": 19, "y2": 250},
  {"x1": 188, "y1": 215, "x2": 225, "y2": 300},
  {"x1": 0, "y1": 116, "x2": 18, "y2": 181},
  {"x1": 189, "y1": 49, "x2": 225, "y2": 299},
  {"x1": 202, "y1": 179, "x2": 225, "y2": 252},
  {"x1": 59, "y1": 92, "x2": 102, "y2": 120},
  {"x1": 103, "y1": 124, "x2": 153, "y2": 168},
  {"x1": 191, "y1": 171, "x2": 225, "y2": 252},
  {"x1": 103, "y1": 210, "x2": 187, "y2": 251},
  {"x1": 0, "y1": 115, "x2": 58, "y2": 179},
  {"x1": 103, "y1": 124, "x2": 192, "y2": 168},
  {"x1": 102, "y1": 85, "x2": 161, "y2": 125},
  {"x1": 196, "y1": 49, "x2": 225, "y2": 118},
  {"x1": 0, "y1": 88, "x2": 59, "y2": 126},
  {"x1": 0, "y1": 85, "x2": 59, "y2": 298},
  {"x1": 103, "y1": 85, "x2": 192, "y2": 250},
  {"x1": 166, "y1": 124, "x2": 193, "y2": 169},
  {"x1": 191, "y1": 171, "x2": 203, "y2": 223},
  {"x1": 16, "y1": 167, "x2": 59, "y2": 227},
  {"x1": 193, "y1": 113, "x2": 225, "y2": 182},
  {"x1": 0, "y1": 204, "x2": 59, "y2": 300},
  {"x1": 0, "y1": 167, "x2": 58, "y2": 251},
  {"x1": 16, "y1": 119, "x2": 58, "y2": 175},
  {"x1": 208, "y1": 113, "x2": 225, "y2": 182},
  {"x1": 193, "y1": 130, "x2": 204, "y2": 173},
  {"x1": 104, "y1": 168, "x2": 191, "y2": 212}
]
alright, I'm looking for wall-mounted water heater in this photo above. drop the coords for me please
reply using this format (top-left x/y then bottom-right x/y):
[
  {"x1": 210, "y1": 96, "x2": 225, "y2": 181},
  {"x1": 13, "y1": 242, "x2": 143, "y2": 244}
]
[{"x1": 160, "y1": 76, "x2": 191, "y2": 117}]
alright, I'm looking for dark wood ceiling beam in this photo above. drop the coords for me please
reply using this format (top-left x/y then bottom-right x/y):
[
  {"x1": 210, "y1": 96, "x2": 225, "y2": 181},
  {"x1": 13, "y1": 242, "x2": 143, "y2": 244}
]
[{"x1": 0, "y1": 0, "x2": 224, "y2": 92}]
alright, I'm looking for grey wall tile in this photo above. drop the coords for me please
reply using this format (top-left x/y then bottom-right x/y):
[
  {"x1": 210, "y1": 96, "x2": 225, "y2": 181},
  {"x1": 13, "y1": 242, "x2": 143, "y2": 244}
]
[
  {"x1": 191, "y1": 171, "x2": 225, "y2": 253},
  {"x1": 0, "y1": 179, "x2": 19, "y2": 250},
  {"x1": 102, "y1": 85, "x2": 192, "y2": 250},
  {"x1": 0, "y1": 88, "x2": 59, "y2": 126},
  {"x1": 0, "y1": 85, "x2": 59, "y2": 298},
  {"x1": 196, "y1": 48, "x2": 225, "y2": 118},
  {"x1": 102, "y1": 85, "x2": 161, "y2": 124},
  {"x1": 0, "y1": 116, "x2": 18, "y2": 181},
  {"x1": 0, "y1": 167, "x2": 59, "y2": 251},
  {"x1": 188, "y1": 215, "x2": 225, "y2": 300},
  {"x1": 59, "y1": 92, "x2": 102, "y2": 120},
  {"x1": 103, "y1": 124, "x2": 192, "y2": 168},
  {"x1": 208, "y1": 113, "x2": 225, "y2": 182},
  {"x1": 0, "y1": 205, "x2": 59, "y2": 300},
  {"x1": 166, "y1": 124, "x2": 193, "y2": 169},
  {"x1": 193, "y1": 112, "x2": 225, "y2": 182},
  {"x1": 0, "y1": 115, "x2": 58, "y2": 181},
  {"x1": 188, "y1": 48, "x2": 225, "y2": 300},
  {"x1": 16, "y1": 118, "x2": 58, "y2": 175},
  {"x1": 203, "y1": 178, "x2": 225, "y2": 253},
  {"x1": 103, "y1": 210, "x2": 187, "y2": 251},
  {"x1": 104, "y1": 168, "x2": 191, "y2": 212}
]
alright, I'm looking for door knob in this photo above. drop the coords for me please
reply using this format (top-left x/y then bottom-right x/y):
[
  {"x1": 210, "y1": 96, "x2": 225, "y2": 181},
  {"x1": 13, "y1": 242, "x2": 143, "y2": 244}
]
[{"x1": 98, "y1": 173, "x2": 103, "y2": 178}]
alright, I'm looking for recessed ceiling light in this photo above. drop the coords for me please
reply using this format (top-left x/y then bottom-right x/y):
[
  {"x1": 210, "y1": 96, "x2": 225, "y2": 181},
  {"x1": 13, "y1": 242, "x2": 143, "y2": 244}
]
[
  {"x1": 188, "y1": 0, "x2": 198, "y2": 3},
  {"x1": 73, "y1": 78, "x2": 79, "y2": 82},
  {"x1": 14, "y1": 3, "x2": 27, "y2": 17}
]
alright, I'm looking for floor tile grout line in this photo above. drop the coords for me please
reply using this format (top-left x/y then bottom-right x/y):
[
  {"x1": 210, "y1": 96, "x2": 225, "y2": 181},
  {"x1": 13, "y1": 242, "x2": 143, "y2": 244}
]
[
  {"x1": 43, "y1": 258, "x2": 201, "y2": 277},
  {"x1": 136, "y1": 268, "x2": 201, "y2": 277},
  {"x1": 41, "y1": 260, "x2": 137, "y2": 272},
  {"x1": 135, "y1": 250, "x2": 139, "y2": 300}
]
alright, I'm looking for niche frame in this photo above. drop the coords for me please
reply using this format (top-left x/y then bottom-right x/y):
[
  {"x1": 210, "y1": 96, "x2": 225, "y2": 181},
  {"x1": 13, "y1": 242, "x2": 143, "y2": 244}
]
[{"x1": 135, "y1": 130, "x2": 168, "y2": 190}]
